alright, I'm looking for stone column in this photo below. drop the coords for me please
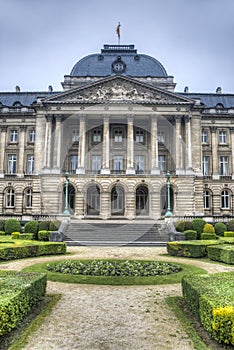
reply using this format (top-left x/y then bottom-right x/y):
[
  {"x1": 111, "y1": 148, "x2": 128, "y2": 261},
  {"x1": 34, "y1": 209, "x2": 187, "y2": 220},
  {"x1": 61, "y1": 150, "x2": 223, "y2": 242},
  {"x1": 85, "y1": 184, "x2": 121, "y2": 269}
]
[
  {"x1": 18, "y1": 126, "x2": 26, "y2": 176},
  {"x1": 77, "y1": 116, "x2": 86, "y2": 174},
  {"x1": 0, "y1": 126, "x2": 7, "y2": 177},
  {"x1": 43, "y1": 115, "x2": 53, "y2": 169},
  {"x1": 230, "y1": 128, "x2": 234, "y2": 179},
  {"x1": 101, "y1": 116, "x2": 110, "y2": 174},
  {"x1": 126, "y1": 116, "x2": 135, "y2": 174},
  {"x1": 211, "y1": 126, "x2": 219, "y2": 179},
  {"x1": 175, "y1": 116, "x2": 182, "y2": 174},
  {"x1": 53, "y1": 115, "x2": 62, "y2": 171},
  {"x1": 185, "y1": 115, "x2": 193, "y2": 173},
  {"x1": 151, "y1": 116, "x2": 160, "y2": 174}
]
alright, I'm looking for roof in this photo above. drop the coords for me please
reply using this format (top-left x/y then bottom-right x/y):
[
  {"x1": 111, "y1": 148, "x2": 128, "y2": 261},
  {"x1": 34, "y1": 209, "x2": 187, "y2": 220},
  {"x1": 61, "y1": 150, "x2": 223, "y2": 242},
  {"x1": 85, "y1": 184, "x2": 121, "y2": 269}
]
[
  {"x1": 70, "y1": 44, "x2": 168, "y2": 78},
  {"x1": 179, "y1": 93, "x2": 234, "y2": 108},
  {"x1": 0, "y1": 91, "x2": 57, "y2": 107}
]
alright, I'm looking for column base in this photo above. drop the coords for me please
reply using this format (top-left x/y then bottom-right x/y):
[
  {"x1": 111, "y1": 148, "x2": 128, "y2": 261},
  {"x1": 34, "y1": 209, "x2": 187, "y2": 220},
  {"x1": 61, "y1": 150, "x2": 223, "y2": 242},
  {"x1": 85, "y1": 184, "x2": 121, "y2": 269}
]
[
  {"x1": 101, "y1": 168, "x2": 110, "y2": 175},
  {"x1": 151, "y1": 168, "x2": 160, "y2": 175},
  {"x1": 0, "y1": 172, "x2": 4, "y2": 178},
  {"x1": 76, "y1": 167, "x2": 85, "y2": 175},
  {"x1": 126, "y1": 168, "x2": 135, "y2": 175},
  {"x1": 212, "y1": 174, "x2": 220, "y2": 180}
]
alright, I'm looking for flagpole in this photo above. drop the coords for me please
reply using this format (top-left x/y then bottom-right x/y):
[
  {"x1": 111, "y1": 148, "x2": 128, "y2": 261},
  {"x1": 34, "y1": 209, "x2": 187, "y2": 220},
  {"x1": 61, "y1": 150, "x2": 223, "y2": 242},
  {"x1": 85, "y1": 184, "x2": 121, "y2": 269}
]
[{"x1": 116, "y1": 22, "x2": 121, "y2": 45}]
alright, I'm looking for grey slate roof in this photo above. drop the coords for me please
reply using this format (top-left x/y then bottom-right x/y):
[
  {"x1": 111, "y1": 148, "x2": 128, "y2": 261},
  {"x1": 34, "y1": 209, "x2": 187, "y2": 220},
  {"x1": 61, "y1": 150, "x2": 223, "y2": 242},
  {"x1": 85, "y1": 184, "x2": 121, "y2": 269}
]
[
  {"x1": 180, "y1": 93, "x2": 234, "y2": 108},
  {"x1": 0, "y1": 91, "x2": 57, "y2": 107},
  {"x1": 70, "y1": 44, "x2": 168, "y2": 78}
]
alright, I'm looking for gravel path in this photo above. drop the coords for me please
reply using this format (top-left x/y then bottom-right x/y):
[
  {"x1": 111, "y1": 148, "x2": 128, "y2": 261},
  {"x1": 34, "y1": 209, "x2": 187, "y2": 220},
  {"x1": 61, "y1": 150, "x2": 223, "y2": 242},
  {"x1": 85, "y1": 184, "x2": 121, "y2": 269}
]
[{"x1": 2, "y1": 246, "x2": 234, "y2": 350}]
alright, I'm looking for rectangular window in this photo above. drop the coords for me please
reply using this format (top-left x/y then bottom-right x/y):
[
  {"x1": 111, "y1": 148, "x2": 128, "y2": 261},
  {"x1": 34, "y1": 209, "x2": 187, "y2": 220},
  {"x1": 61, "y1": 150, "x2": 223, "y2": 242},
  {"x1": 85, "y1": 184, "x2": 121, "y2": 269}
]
[
  {"x1": 135, "y1": 129, "x2": 144, "y2": 143},
  {"x1": 72, "y1": 130, "x2": 79, "y2": 142},
  {"x1": 158, "y1": 130, "x2": 165, "y2": 143},
  {"x1": 92, "y1": 155, "x2": 102, "y2": 172},
  {"x1": 10, "y1": 130, "x2": 18, "y2": 142},
  {"x1": 8, "y1": 154, "x2": 17, "y2": 174},
  {"x1": 202, "y1": 156, "x2": 210, "y2": 176},
  {"x1": 114, "y1": 129, "x2": 123, "y2": 143},
  {"x1": 203, "y1": 190, "x2": 210, "y2": 209},
  {"x1": 135, "y1": 155, "x2": 145, "y2": 173},
  {"x1": 201, "y1": 130, "x2": 208, "y2": 143},
  {"x1": 221, "y1": 190, "x2": 229, "y2": 209},
  {"x1": 220, "y1": 156, "x2": 229, "y2": 176},
  {"x1": 70, "y1": 155, "x2": 78, "y2": 173},
  {"x1": 219, "y1": 131, "x2": 227, "y2": 144},
  {"x1": 27, "y1": 155, "x2": 34, "y2": 175},
  {"x1": 29, "y1": 130, "x2": 36, "y2": 142},
  {"x1": 6, "y1": 189, "x2": 15, "y2": 208},
  {"x1": 158, "y1": 155, "x2": 166, "y2": 172},
  {"x1": 113, "y1": 155, "x2": 123, "y2": 172},
  {"x1": 93, "y1": 129, "x2": 101, "y2": 143}
]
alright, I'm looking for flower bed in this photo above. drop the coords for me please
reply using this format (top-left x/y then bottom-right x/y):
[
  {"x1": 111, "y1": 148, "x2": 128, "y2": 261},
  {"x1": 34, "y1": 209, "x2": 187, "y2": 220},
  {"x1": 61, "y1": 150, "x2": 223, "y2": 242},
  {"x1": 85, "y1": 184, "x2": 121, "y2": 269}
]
[{"x1": 46, "y1": 260, "x2": 182, "y2": 277}]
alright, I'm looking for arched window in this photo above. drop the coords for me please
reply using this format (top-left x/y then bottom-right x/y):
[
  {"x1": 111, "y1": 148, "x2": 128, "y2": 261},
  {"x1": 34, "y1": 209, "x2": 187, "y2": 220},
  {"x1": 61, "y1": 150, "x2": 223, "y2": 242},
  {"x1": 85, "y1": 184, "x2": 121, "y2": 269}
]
[
  {"x1": 25, "y1": 188, "x2": 32, "y2": 208},
  {"x1": 221, "y1": 190, "x2": 230, "y2": 209},
  {"x1": 136, "y1": 185, "x2": 149, "y2": 215},
  {"x1": 111, "y1": 186, "x2": 124, "y2": 215},
  {"x1": 5, "y1": 188, "x2": 15, "y2": 208},
  {"x1": 87, "y1": 185, "x2": 100, "y2": 215},
  {"x1": 203, "y1": 190, "x2": 211, "y2": 209}
]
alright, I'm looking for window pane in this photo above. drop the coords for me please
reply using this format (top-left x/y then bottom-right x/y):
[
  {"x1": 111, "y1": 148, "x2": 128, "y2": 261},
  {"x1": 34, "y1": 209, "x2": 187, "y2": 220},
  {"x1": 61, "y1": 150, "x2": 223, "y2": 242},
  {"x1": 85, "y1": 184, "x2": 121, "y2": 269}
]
[
  {"x1": 8, "y1": 155, "x2": 17, "y2": 174},
  {"x1": 29, "y1": 130, "x2": 36, "y2": 142},
  {"x1": 10, "y1": 130, "x2": 18, "y2": 142},
  {"x1": 27, "y1": 155, "x2": 34, "y2": 174},
  {"x1": 220, "y1": 156, "x2": 228, "y2": 176},
  {"x1": 135, "y1": 155, "x2": 145, "y2": 172},
  {"x1": 202, "y1": 156, "x2": 209, "y2": 176},
  {"x1": 203, "y1": 190, "x2": 210, "y2": 209},
  {"x1": 70, "y1": 155, "x2": 78, "y2": 173},
  {"x1": 158, "y1": 155, "x2": 166, "y2": 172},
  {"x1": 114, "y1": 156, "x2": 123, "y2": 170},
  {"x1": 92, "y1": 155, "x2": 102, "y2": 171}
]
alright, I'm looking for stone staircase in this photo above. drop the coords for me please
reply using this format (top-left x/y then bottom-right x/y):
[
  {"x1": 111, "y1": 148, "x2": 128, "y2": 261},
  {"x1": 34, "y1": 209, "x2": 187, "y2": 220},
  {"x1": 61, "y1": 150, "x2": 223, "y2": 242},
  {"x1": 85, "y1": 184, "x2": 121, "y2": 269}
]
[{"x1": 63, "y1": 220, "x2": 169, "y2": 246}]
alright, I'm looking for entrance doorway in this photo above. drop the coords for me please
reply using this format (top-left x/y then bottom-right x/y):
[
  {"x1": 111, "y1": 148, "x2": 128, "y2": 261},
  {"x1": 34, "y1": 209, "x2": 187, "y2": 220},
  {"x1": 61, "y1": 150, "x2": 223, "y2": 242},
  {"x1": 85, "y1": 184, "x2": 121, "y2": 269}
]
[
  {"x1": 111, "y1": 186, "x2": 125, "y2": 215},
  {"x1": 86, "y1": 185, "x2": 100, "y2": 215}
]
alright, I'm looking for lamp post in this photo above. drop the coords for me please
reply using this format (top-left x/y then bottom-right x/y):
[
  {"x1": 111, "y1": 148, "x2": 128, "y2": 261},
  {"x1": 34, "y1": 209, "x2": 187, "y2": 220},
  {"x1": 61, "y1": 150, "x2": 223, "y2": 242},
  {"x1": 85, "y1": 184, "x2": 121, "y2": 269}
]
[
  {"x1": 63, "y1": 171, "x2": 70, "y2": 216},
  {"x1": 165, "y1": 171, "x2": 173, "y2": 217}
]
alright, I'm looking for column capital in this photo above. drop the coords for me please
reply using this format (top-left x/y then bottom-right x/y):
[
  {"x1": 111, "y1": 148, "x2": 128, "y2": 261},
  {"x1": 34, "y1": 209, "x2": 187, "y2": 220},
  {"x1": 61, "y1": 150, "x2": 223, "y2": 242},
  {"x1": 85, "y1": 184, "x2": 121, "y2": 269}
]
[
  {"x1": 174, "y1": 115, "x2": 181, "y2": 122},
  {"x1": 79, "y1": 115, "x2": 86, "y2": 122},
  {"x1": 210, "y1": 126, "x2": 217, "y2": 133},
  {"x1": 127, "y1": 115, "x2": 134, "y2": 123},
  {"x1": 54, "y1": 114, "x2": 63, "y2": 122},
  {"x1": 19, "y1": 125, "x2": 27, "y2": 131},
  {"x1": 184, "y1": 115, "x2": 192, "y2": 123},
  {"x1": 46, "y1": 115, "x2": 53, "y2": 122},
  {"x1": 230, "y1": 127, "x2": 234, "y2": 134},
  {"x1": 103, "y1": 116, "x2": 110, "y2": 123},
  {"x1": 0, "y1": 126, "x2": 7, "y2": 132}
]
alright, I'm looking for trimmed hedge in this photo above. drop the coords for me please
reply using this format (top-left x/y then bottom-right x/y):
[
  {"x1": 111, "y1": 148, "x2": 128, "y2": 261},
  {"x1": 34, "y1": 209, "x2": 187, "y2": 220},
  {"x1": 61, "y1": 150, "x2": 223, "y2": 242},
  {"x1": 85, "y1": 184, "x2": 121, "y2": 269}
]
[
  {"x1": 38, "y1": 230, "x2": 50, "y2": 241},
  {"x1": 200, "y1": 232, "x2": 217, "y2": 240},
  {"x1": 224, "y1": 231, "x2": 234, "y2": 237},
  {"x1": 18, "y1": 233, "x2": 34, "y2": 240},
  {"x1": 11, "y1": 232, "x2": 20, "y2": 239},
  {"x1": 24, "y1": 220, "x2": 38, "y2": 238},
  {"x1": 38, "y1": 220, "x2": 50, "y2": 231},
  {"x1": 0, "y1": 242, "x2": 66, "y2": 260},
  {"x1": 175, "y1": 220, "x2": 185, "y2": 232},
  {"x1": 0, "y1": 270, "x2": 46, "y2": 335},
  {"x1": 167, "y1": 240, "x2": 220, "y2": 258},
  {"x1": 5, "y1": 219, "x2": 21, "y2": 235},
  {"x1": 0, "y1": 231, "x2": 5, "y2": 235},
  {"x1": 182, "y1": 272, "x2": 234, "y2": 345},
  {"x1": 227, "y1": 219, "x2": 234, "y2": 232},
  {"x1": 184, "y1": 230, "x2": 197, "y2": 240},
  {"x1": 49, "y1": 220, "x2": 61, "y2": 231},
  {"x1": 207, "y1": 244, "x2": 234, "y2": 264},
  {"x1": 214, "y1": 222, "x2": 227, "y2": 236}
]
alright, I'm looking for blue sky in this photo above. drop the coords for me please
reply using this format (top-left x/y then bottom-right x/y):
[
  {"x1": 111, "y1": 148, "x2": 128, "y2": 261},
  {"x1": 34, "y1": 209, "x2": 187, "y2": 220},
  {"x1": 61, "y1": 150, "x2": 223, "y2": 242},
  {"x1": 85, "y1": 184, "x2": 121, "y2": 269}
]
[{"x1": 0, "y1": 0, "x2": 233, "y2": 93}]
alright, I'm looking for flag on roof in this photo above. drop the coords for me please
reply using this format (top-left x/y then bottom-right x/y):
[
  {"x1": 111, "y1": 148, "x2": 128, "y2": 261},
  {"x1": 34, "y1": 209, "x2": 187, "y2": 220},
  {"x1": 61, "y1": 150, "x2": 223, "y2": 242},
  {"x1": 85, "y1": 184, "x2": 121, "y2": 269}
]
[{"x1": 116, "y1": 22, "x2": 121, "y2": 39}]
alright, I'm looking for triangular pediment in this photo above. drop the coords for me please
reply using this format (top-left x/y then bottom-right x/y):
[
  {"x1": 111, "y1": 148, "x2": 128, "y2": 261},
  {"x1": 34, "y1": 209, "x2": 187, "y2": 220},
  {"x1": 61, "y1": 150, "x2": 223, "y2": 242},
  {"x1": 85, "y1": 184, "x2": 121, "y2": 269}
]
[{"x1": 42, "y1": 76, "x2": 194, "y2": 106}]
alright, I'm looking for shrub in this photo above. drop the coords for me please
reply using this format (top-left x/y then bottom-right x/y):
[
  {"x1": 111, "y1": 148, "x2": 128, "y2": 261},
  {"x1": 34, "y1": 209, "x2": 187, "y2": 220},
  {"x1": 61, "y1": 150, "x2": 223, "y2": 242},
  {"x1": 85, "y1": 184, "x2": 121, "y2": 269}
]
[
  {"x1": 0, "y1": 270, "x2": 46, "y2": 335},
  {"x1": 0, "y1": 231, "x2": 5, "y2": 235},
  {"x1": 38, "y1": 221, "x2": 50, "y2": 231},
  {"x1": 203, "y1": 223, "x2": 215, "y2": 234},
  {"x1": 227, "y1": 220, "x2": 234, "y2": 232},
  {"x1": 214, "y1": 222, "x2": 227, "y2": 236},
  {"x1": 201, "y1": 232, "x2": 217, "y2": 240},
  {"x1": 175, "y1": 220, "x2": 185, "y2": 232},
  {"x1": 0, "y1": 220, "x2": 5, "y2": 231},
  {"x1": 184, "y1": 230, "x2": 197, "y2": 240},
  {"x1": 167, "y1": 240, "x2": 220, "y2": 258},
  {"x1": 192, "y1": 219, "x2": 206, "y2": 239},
  {"x1": 38, "y1": 230, "x2": 50, "y2": 241},
  {"x1": 182, "y1": 272, "x2": 234, "y2": 345},
  {"x1": 184, "y1": 221, "x2": 193, "y2": 231},
  {"x1": 18, "y1": 233, "x2": 34, "y2": 240},
  {"x1": 49, "y1": 220, "x2": 61, "y2": 231},
  {"x1": 5, "y1": 219, "x2": 21, "y2": 235},
  {"x1": 208, "y1": 244, "x2": 234, "y2": 264},
  {"x1": 24, "y1": 220, "x2": 38, "y2": 238},
  {"x1": 11, "y1": 232, "x2": 20, "y2": 239},
  {"x1": 224, "y1": 231, "x2": 234, "y2": 237}
]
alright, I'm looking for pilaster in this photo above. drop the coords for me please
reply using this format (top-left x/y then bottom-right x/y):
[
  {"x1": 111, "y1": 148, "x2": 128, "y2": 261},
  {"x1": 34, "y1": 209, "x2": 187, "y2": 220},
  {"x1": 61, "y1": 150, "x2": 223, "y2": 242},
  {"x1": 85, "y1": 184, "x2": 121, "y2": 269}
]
[
  {"x1": 211, "y1": 126, "x2": 219, "y2": 179},
  {"x1": 18, "y1": 126, "x2": 26, "y2": 176},
  {"x1": 126, "y1": 116, "x2": 135, "y2": 175},
  {"x1": 0, "y1": 126, "x2": 7, "y2": 177},
  {"x1": 77, "y1": 116, "x2": 86, "y2": 174},
  {"x1": 151, "y1": 116, "x2": 160, "y2": 175},
  {"x1": 101, "y1": 116, "x2": 110, "y2": 174}
]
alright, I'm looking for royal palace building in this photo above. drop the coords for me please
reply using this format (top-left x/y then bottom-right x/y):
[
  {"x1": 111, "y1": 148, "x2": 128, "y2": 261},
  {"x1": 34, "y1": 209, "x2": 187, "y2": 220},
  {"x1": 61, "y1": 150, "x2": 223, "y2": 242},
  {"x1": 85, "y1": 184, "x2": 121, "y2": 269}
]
[{"x1": 1, "y1": 44, "x2": 234, "y2": 221}]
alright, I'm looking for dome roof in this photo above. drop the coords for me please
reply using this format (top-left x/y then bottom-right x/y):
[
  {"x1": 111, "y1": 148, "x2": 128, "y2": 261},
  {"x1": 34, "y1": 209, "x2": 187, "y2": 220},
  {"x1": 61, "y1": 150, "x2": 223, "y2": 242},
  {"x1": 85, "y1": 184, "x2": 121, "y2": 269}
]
[{"x1": 70, "y1": 45, "x2": 167, "y2": 78}]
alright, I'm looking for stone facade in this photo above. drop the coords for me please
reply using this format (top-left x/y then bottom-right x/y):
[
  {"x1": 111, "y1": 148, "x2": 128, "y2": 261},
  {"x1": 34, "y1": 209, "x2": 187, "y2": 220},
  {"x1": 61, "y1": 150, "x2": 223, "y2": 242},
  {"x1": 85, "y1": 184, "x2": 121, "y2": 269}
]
[{"x1": 0, "y1": 44, "x2": 234, "y2": 221}]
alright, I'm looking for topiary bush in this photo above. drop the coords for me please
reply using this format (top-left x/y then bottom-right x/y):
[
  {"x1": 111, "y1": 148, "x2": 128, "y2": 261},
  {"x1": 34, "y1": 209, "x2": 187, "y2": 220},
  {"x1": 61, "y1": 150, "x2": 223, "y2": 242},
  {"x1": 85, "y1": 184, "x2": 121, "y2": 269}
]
[
  {"x1": 175, "y1": 220, "x2": 185, "y2": 232},
  {"x1": 192, "y1": 219, "x2": 206, "y2": 239},
  {"x1": 0, "y1": 220, "x2": 5, "y2": 231},
  {"x1": 49, "y1": 220, "x2": 61, "y2": 231},
  {"x1": 167, "y1": 240, "x2": 220, "y2": 258},
  {"x1": 227, "y1": 220, "x2": 234, "y2": 232},
  {"x1": 224, "y1": 231, "x2": 234, "y2": 237},
  {"x1": 38, "y1": 230, "x2": 50, "y2": 241},
  {"x1": 5, "y1": 219, "x2": 21, "y2": 235},
  {"x1": 24, "y1": 220, "x2": 38, "y2": 238},
  {"x1": 0, "y1": 231, "x2": 5, "y2": 235},
  {"x1": 11, "y1": 232, "x2": 20, "y2": 239},
  {"x1": 203, "y1": 223, "x2": 215, "y2": 234},
  {"x1": 215, "y1": 222, "x2": 227, "y2": 236},
  {"x1": 18, "y1": 233, "x2": 34, "y2": 240},
  {"x1": 184, "y1": 230, "x2": 197, "y2": 240},
  {"x1": 184, "y1": 221, "x2": 193, "y2": 231},
  {"x1": 38, "y1": 221, "x2": 50, "y2": 231},
  {"x1": 201, "y1": 232, "x2": 217, "y2": 240}
]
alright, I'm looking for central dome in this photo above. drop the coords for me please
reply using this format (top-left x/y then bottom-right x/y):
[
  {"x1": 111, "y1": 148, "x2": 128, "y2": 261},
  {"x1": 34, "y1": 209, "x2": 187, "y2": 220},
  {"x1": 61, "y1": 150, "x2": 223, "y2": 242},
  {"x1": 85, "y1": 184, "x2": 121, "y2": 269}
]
[{"x1": 70, "y1": 44, "x2": 167, "y2": 78}]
